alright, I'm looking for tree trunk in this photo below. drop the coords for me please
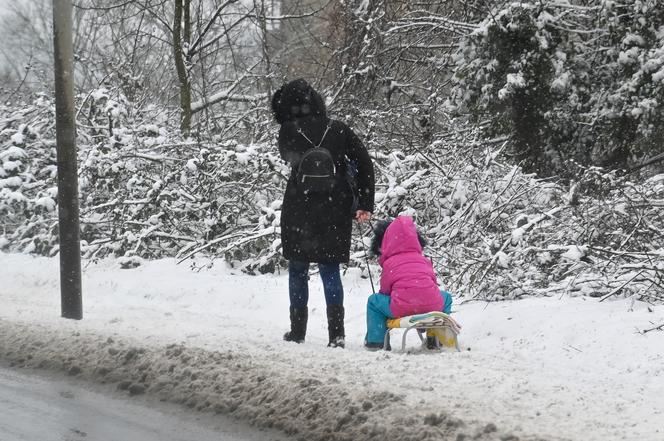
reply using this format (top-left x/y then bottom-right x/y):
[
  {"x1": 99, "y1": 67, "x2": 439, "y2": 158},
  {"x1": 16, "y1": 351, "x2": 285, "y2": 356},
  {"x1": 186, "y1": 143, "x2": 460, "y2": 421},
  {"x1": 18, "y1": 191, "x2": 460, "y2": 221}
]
[
  {"x1": 173, "y1": 0, "x2": 192, "y2": 134},
  {"x1": 256, "y1": 0, "x2": 272, "y2": 99}
]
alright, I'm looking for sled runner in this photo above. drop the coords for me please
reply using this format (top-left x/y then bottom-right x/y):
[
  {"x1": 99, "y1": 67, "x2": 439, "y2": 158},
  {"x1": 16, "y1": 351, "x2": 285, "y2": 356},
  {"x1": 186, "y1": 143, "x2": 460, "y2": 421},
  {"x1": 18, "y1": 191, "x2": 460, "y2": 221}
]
[{"x1": 385, "y1": 312, "x2": 461, "y2": 352}]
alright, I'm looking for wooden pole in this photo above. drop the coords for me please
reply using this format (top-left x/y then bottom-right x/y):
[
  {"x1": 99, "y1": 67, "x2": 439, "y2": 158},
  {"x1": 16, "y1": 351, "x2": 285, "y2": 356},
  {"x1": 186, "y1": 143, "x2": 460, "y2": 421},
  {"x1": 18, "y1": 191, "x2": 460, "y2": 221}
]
[{"x1": 52, "y1": 0, "x2": 82, "y2": 320}]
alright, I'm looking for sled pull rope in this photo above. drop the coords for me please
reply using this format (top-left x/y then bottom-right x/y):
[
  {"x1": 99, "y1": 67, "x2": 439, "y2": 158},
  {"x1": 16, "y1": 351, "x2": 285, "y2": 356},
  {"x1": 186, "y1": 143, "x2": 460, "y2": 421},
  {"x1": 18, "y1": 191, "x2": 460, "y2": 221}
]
[{"x1": 357, "y1": 220, "x2": 376, "y2": 294}]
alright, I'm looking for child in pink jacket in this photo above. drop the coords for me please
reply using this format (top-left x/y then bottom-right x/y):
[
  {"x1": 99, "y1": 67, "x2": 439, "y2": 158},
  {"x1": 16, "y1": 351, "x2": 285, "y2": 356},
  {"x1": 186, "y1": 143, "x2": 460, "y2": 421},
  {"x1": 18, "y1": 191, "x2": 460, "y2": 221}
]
[{"x1": 364, "y1": 216, "x2": 452, "y2": 349}]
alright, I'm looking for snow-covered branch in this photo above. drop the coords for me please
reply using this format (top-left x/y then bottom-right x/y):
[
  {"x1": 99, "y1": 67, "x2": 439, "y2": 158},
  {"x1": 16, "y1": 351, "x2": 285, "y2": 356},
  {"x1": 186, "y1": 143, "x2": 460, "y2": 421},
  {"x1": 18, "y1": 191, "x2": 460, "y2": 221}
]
[{"x1": 191, "y1": 91, "x2": 266, "y2": 114}]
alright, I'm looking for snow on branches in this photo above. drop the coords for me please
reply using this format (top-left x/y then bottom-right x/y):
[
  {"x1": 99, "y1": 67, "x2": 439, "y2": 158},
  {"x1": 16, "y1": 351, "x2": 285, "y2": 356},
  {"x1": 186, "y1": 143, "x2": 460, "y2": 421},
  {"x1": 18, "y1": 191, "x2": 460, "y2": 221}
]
[
  {"x1": 1, "y1": 91, "x2": 662, "y2": 302},
  {"x1": 352, "y1": 130, "x2": 664, "y2": 303},
  {"x1": 448, "y1": 0, "x2": 664, "y2": 175},
  {"x1": 0, "y1": 95, "x2": 286, "y2": 274}
]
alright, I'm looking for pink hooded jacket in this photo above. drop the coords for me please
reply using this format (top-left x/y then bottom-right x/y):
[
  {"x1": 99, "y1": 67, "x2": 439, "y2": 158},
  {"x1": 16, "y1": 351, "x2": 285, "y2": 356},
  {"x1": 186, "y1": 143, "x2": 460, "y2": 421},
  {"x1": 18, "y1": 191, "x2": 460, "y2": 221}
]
[{"x1": 378, "y1": 216, "x2": 443, "y2": 317}]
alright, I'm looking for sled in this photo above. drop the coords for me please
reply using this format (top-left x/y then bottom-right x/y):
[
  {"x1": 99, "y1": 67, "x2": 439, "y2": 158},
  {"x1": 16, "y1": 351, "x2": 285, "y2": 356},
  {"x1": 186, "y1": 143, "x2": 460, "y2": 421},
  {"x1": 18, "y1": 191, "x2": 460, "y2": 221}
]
[{"x1": 385, "y1": 311, "x2": 461, "y2": 352}]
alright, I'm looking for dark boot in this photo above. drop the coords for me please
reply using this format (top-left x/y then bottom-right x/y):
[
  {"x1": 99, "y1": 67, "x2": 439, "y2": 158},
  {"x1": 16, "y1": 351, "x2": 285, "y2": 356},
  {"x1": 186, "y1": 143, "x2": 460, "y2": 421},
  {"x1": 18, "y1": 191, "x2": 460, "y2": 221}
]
[
  {"x1": 364, "y1": 333, "x2": 391, "y2": 351},
  {"x1": 424, "y1": 329, "x2": 439, "y2": 350},
  {"x1": 326, "y1": 304, "x2": 345, "y2": 348},
  {"x1": 364, "y1": 341, "x2": 383, "y2": 351},
  {"x1": 283, "y1": 306, "x2": 307, "y2": 343}
]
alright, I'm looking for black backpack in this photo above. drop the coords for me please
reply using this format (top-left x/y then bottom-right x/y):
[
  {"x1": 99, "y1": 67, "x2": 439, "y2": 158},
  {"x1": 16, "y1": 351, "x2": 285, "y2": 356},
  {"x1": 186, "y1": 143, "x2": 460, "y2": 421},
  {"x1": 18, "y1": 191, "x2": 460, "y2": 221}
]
[{"x1": 296, "y1": 125, "x2": 337, "y2": 194}]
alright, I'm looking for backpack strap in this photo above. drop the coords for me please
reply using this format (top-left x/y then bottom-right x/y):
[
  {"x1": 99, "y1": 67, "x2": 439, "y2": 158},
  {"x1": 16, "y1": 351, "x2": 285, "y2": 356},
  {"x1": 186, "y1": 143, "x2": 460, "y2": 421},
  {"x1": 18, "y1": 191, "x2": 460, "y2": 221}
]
[{"x1": 297, "y1": 124, "x2": 331, "y2": 149}]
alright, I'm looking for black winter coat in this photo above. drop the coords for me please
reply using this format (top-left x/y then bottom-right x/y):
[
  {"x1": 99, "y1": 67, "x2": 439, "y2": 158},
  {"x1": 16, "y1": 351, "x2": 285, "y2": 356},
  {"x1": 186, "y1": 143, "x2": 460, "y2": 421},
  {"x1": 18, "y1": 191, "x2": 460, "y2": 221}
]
[{"x1": 278, "y1": 116, "x2": 375, "y2": 263}]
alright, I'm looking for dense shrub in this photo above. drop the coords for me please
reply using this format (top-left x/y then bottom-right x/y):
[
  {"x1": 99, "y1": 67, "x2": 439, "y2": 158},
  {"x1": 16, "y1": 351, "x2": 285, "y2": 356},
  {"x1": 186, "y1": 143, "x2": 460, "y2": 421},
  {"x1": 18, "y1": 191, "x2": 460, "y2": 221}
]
[
  {"x1": 2, "y1": 91, "x2": 662, "y2": 302},
  {"x1": 0, "y1": 93, "x2": 285, "y2": 274},
  {"x1": 448, "y1": 1, "x2": 664, "y2": 175}
]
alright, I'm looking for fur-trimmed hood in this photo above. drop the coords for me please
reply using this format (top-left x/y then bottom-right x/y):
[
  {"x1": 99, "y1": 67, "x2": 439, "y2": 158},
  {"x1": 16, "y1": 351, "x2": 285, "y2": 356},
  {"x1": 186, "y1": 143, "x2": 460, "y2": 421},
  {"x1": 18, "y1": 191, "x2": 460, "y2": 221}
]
[{"x1": 271, "y1": 79, "x2": 327, "y2": 124}]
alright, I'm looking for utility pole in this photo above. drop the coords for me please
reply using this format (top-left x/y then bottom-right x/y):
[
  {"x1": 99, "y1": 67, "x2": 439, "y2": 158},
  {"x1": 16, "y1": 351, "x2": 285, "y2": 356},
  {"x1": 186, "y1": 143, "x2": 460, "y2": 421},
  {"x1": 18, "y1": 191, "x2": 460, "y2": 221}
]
[{"x1": 52, "y1": 0, "x2": 82, "y2": 320}]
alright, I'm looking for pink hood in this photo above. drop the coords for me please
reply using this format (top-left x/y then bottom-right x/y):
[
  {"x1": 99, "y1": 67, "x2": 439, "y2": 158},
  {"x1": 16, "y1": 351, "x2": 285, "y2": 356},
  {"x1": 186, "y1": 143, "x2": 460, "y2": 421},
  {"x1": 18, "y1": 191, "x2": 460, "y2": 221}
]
[{"x1": 378, "y1": 216, "x2": 442, "y2": 317}]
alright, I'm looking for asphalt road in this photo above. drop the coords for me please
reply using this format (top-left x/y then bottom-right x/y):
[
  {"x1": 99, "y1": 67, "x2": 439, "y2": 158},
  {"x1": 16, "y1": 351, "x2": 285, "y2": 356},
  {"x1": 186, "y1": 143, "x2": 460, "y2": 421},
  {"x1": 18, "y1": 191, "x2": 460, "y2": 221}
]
[{"x1": 0, "y1": 366, "x2": 286, "y2": 441}]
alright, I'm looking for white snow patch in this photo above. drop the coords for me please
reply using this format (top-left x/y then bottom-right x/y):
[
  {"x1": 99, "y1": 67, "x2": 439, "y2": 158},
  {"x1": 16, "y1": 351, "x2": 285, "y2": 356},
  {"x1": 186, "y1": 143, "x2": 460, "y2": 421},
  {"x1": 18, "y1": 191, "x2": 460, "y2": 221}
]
[
  {"x1": 618, "y1": 47, "x2": 639, "y2": 65},
  {"x1": 498, "y1": 73, "x2": 526, "y2": 100},
  {"x1": 34, "y1": 196, "x2": 56, "y2": 212},
  {"x1": 10, "y1": 132, "x2": 24, "y2": 145},
  {"x1": 622, "y1": 33, "x2": 645, "y2": 48},
  {"x1": 551, "y1": 72, "x2": 570, "y2": 92},
  {"x1": 186, "y1": 158, "x2": 199, "y2": 171},
  {"x1": 511, "y1": 227, "x2": 525, "y2": 244},
  {"x1": 139, "y1": 124, "x2": 161, "y2": 136},
  {"x1": 495, "y1": 250, "x2": 510, "y2": 268},
  {"x1": 537, "y1": 11, "x2": 555, "y2": 27},
  {"x1": 0, "y1": 189, "x2": 27, "y2": 203},
  {"x1": 2, "y1": 160, "x2": 21, "y2": 172},
  {"x1": 646, "y1": 173, "x2": 664, "y2": 184},
  {"x1": 561, "y1": 245, "x2": 587, "y2": 261},
  {"x1": 46, "y1": 186, "x2": 58, "y2": 198},
  {"x1": 354, "y1": 0, "x2": 370, "y2": 15},
  {"x1": 0, "y1": 176, "x2": 22, "y2": 189},
  {"x1": 643, "y1": 57, "x2": 663, "y2": 73},
  {"x1": 653, "y1": 67, "x2": 664, "y2": 83},
  {"x1": 91, "y1": 87, "x2": 109, "y2": 101},
  {"x1": 536, "y1": 251, "x2": 553, "y2": 265},
  {"x1": 235, "y1": 152, "x2": 251, "y2": 165},
  {"x1": 0, "y1": 146, "x2": 27, "y2": 160}
]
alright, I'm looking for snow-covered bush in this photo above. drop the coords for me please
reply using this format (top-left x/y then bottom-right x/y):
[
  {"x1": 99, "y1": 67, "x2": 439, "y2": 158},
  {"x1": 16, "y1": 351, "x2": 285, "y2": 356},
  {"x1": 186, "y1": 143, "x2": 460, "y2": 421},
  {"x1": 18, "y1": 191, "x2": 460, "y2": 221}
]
[
  {"x1": 2, "y1": 91, "x2": 662, "y2": 302},
  {"x1": 448, "y1": 0, "x2": 664, "y2": 175},
  {"x1": 354, "y1": 132, "x2": 663, "y2": 304},
  {"x1": 0, "y1": 96, "x2": 285, "y2": 274},
  {"x1": 447, "y1": 3, "x2": 560, "y2": 174}
]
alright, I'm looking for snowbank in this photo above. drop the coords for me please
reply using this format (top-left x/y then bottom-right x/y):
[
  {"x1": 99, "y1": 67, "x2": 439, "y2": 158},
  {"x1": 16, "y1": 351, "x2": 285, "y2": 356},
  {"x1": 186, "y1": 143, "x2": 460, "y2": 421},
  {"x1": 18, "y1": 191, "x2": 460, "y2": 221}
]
[
  {"x1": 1, "y1": 253, "x2": 664, "y2": 440},
  {"x1": 1, "y1": 322, "x2": 510, "y2": 441}
]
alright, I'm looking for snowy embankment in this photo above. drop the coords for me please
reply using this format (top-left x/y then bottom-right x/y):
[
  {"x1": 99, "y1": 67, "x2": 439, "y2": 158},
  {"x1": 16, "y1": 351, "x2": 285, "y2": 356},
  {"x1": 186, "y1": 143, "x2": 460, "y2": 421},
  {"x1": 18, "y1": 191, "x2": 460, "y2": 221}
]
[{"x1": 1, "y1": 253, "x2": 663, "y2": 441}]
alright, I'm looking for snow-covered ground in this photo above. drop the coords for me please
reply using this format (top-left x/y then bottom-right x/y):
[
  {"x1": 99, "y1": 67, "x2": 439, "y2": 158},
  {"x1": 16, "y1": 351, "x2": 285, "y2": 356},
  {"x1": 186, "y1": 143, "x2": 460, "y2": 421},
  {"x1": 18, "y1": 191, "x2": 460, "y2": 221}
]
[{"x1": 1, "y1": 252, "x2": 663, "y2": 441}]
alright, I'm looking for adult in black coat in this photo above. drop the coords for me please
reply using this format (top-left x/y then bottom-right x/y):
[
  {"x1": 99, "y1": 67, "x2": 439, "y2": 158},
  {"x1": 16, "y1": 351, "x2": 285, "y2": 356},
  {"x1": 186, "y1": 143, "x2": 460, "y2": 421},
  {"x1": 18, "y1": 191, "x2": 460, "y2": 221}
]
[{"x1": 272, "y1": 79, "x2": 375, "y2": 347}]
